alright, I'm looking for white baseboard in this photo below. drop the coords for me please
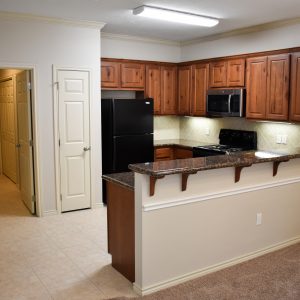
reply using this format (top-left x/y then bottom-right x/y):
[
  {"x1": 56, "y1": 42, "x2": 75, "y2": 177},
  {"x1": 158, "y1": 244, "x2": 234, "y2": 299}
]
[
  {"x1": 95, "y1": 202, "x2": 105, "y2": 208},
  {"x1": 134, "y1": 236, "x2": 300, "y2": 296},
  {"x1": 42, "y1": 210, "x2": 58, "y2": 217}
]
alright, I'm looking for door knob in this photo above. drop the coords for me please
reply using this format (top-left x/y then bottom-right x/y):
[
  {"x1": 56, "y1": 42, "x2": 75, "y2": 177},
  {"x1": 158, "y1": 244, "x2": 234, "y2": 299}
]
[
  {"x1": 16, "y1": 144, "x2": 21, "y2": 148},
  {"x1": 83, "y1": 146, "x2": 91, "y2": 152}
]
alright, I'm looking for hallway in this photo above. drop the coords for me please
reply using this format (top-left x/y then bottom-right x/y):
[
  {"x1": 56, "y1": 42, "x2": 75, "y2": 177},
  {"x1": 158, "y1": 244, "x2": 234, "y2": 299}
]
[{"x1": 0, "y1": 175, "x2": 136, "y2": 299}]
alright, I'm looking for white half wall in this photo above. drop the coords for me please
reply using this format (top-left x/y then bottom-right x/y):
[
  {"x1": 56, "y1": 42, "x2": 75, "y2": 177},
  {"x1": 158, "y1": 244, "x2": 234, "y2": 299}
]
[
  {"x1": 181, "y1": 22, "x2": 300, "y2": 61},
  {"x1": 101, "y1": 34, "x2": 181, "y2": 62},
  {"x1": 0, "y1": 15, "x2": 103, "y2": 215}
]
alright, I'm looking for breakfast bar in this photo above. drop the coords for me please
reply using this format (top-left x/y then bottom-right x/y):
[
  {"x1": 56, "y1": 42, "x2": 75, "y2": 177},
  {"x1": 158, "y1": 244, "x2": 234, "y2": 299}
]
[{"x1": 104, "y1": 151, "x2": 300, "y2": 295}]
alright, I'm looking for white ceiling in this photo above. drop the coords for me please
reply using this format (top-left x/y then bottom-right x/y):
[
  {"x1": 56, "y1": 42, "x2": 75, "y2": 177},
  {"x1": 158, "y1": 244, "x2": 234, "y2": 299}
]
[{"x1": 0, "y1": 0, "x2": 300, "y2": 42}]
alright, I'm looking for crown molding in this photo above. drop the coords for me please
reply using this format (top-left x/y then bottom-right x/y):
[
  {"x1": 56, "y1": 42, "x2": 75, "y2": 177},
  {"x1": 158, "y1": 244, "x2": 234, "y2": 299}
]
[
  {"x1": 101, "y1": 32, "x2": 180, "y2": 46},
  {"x1": 0, "y1": 11, "x2": 106, "y2": 29},
  {"x1": 181, "y1": 17, "x2": 300, "y2": 46}
]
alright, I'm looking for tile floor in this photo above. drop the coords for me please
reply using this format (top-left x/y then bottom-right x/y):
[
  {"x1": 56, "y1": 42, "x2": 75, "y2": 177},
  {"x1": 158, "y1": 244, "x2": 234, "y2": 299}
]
[{"x1": 0, "y1": 175, "x2": 138, "y2": 300}]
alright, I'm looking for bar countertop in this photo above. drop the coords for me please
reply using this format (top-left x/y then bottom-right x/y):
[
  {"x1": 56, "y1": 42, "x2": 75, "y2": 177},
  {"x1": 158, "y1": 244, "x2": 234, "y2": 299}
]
[
  {"x1": 102, "y1": 172, "x2": 134, "y2": 190},
  {"x1": 129, "y1": 151, "x2": 300, "y2": 177}
]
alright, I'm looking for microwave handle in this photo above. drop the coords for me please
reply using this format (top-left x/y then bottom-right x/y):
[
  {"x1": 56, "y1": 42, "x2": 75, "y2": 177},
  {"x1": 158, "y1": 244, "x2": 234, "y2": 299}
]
[{"x1": 228, "y1": 94, "x2": 232, "y2": 113}]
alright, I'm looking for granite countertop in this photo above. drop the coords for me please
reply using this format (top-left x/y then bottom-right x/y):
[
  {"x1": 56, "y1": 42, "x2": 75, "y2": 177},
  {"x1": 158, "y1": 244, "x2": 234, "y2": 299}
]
[
  {"x1": 129, "y1": 151, "x2": 300, "y2": 177},
  {"x1": 154, "y1": 139, "x2": 212, "y2": 149},
  {"x1": 102, "y1": 172, "x2": 134, "y2": 190}
]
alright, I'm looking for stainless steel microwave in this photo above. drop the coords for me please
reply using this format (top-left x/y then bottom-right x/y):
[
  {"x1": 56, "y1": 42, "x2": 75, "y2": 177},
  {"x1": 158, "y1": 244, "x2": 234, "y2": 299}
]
[{"x1": 206, "y1": 88, "x2": 245, "y2": 117}]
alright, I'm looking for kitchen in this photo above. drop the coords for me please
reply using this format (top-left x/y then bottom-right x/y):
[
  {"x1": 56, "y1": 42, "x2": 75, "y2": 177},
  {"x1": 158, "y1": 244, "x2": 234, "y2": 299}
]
[{"x1": 0, "y1": 1, "x2": 299, "y2": 299}]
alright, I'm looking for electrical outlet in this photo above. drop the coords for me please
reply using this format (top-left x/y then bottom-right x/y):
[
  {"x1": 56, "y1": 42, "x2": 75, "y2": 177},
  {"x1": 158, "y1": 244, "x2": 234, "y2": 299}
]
[
  {"x1": 281, "y1": 135, "x2": 288, "y2": 144},
  {"x1": 276, "y1": 135, "x2": 282, "y2": 144},
  {"x1": 256, "y1": 213, "x2": 262, "y2": 225},
  {"x1": 205, "y1": 127, "x2": 210, "y2": 135}
]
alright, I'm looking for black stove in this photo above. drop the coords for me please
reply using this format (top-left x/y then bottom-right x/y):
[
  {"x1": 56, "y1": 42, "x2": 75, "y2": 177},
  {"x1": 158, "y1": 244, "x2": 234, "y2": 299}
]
[{"x1": 193, "y1": 129, "x2": 257, "y2": 158}]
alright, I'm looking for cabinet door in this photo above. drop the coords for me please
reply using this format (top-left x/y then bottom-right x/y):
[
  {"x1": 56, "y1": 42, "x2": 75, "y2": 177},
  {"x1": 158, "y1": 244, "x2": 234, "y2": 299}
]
[
  {"x1": 290, "y1": 53, "x2": 300, "y2": 122},
  {"x1": 173, "y1": 148, "x2": 193, "y2": 159},
  {"x1": 191, "y1": 63, "x2": 209, "y2": 116},
  {"x1": 101, "y1": 61, "x2": 120, "y2": 88},
  {"x1": 209, "y1": 61, "x2": 227, "y2": 88},
  {"x1": 246, "y1": 57, "x2": 267, "y2": 119},
  {"x1": 178, "y1": 66, "x2": 192, "y2": 115},
  {"x1": 145, "y1": 65, "x2": 161, "y2": 114},
  {"x1": 266, "y1": 54, "x2": 290, "y2": 121},
  {"x1": 227, "y1": 59, "x2": 245, "y2": 87},
  {"x1": 161, "y1": 66, "x2": 177, "y2": 115},
  {"x1": 154, "y1": 147, "x2": 174, "y2": 161},
  {"x1": 121, "y1": 63, "x2": 145, "y2": 89}
]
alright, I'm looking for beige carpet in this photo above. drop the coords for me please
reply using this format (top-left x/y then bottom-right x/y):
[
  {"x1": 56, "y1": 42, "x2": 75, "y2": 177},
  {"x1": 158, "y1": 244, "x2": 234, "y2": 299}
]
[{"x1": 112, "y1": 242, "x2": 300, "y2": 300}]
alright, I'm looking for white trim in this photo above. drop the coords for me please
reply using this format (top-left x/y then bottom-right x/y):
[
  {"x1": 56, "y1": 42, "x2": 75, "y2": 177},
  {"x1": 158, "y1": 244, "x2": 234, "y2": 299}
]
[
  {"x1": 43, "y1": 210, "x2": 58, "y2": 217},
  {"x1": 53, "y1": 66, "x2": 94, "y2": 213},
  {"x1": 143, "y1": 176, "x2": 300, "y2": 212},
  {"x1": 0, "y1": 10, "x2": 106, "y2": 29},
  {"x1": 181, "y1": 17, "x2": 300, "y2": 46},
  {"x1": 95, "y1": 202, "x2": 105, "y2": 209},
  {"x1": 133, "y1": 236, "x2": 300, "y2": 296},
  {"x1": 101, "y1": 32, "x2": 180, "y2": 46}
]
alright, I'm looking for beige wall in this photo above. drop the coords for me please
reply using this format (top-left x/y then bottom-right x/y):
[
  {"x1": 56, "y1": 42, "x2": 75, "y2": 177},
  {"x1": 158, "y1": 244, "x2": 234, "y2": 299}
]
[{"x1": 134, "y1": 159, "x2": 300, "y2": 294}]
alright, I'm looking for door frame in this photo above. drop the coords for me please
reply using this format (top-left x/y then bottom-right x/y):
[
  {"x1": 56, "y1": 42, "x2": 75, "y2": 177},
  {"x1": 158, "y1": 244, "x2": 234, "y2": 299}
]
[
  {"x1": 53, "y1": 66, "x2": 95, "y2": 214},
  {"x1": 0, "y1": 64, "x2": 41, "y2": 216}
]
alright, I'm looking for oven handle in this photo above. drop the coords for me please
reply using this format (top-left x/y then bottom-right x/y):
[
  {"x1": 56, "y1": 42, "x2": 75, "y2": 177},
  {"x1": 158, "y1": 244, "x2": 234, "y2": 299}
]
[{"x1": 228, "y1": 94, "x2": 232, "y2": 113}]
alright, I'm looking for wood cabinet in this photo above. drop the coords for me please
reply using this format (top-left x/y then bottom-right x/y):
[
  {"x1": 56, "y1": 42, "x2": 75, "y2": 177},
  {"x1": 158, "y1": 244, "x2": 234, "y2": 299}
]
[
  {"x1": 178, "y1": 66, "x2": 192, "y2": 115},
  {"x1": 246, "y1": 56, "x2": 267, "y2": 119},
  {"x1": 101, "y1": 61, "x2": 120, "y2": 88},
  {"x1": 209, "y1": 59, "x2": 245, "y2": 88},
  {"x1": 290, "y1": 52, "x2": 300, "y2": 122},
  {"x1": 121, "y1": 63, "x2": 145, "y2": 89},
  {"x1": 101, "y1": 60, "x2": 144, "y2": 90},
  {"x1": 145, "y1": 65, "x2": 177, "y2": 115},
  {"x1": 191, "y1": 63, "x2": 209, "y2": 116},
  {"x1": 154, "y1": 146, "x2": 193, "y2": 161},
  {"x1": 246, "y1": 54, "x2": 290, "y2": 121}
]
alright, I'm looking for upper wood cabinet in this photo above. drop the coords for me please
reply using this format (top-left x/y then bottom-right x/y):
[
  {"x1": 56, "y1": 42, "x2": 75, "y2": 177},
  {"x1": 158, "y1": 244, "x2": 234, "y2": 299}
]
[
  {"x1": 145, "y1": 64, "x2": 161, "y2": 114},
  {"x1": 191, "y1": 63, "x2": 209, "y2": 116},
  {"x1": 209, "y1": 59, "x2": 245, "y2": 88},
  {"x1": 290, "y1": 52, "x2": 300, "y2": 122},
  {"x1": 161, "y1": 66, "x2": 178, "y2": 115},
  {"x1": 101, "y1": 60, "x2": 145, "y2": 90},
  {"x1": 246, "y1": 56, "x2": 267, "y2": 119},
  {"x1": 101, "y1": 61, "x2": 120, "y2": 88},
  {"x1": 246, "y1": 54, "x2": 290, "y2": 121},
  {"x1": 266, "y1": 54, "x2": 290, "y2": 121},
  {"x1": 121, "y1": 63, "x2": 145, "y2": 89},
  {"x1": 145, "y1": 64, "x2": 177, "y2": 115},
  {"x1": 178, "y1": 66, "x2": 192, "y2": 115}
]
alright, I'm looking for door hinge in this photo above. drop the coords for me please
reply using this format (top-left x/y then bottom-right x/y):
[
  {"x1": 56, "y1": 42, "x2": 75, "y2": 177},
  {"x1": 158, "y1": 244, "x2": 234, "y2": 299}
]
[
  {"x1": 54, "y1": 81, "x2": 59, "y2": 90},
  {"x1": 32, "y1": 195, "x2": 36, "y2": 203},
  {"x1": 58, "y1": 139, "x2": 60, "y2": 147},
  {"x1": 29, "y1": 139, "x2": 33, "y2": 147},
  {"x1": 27, "y1": 82, "x2": 32, "y2": 91},
  {"x1": 60, "y1": 194, "x2": 62, "y2": 201}
]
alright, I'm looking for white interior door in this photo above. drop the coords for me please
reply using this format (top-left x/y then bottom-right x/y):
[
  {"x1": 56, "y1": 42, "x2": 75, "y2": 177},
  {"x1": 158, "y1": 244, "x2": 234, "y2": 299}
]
[
  {"x1": 16, "y1": 70, "x2": 35, "y2": 214},
  {"x1": 57, "y1": 70, "x2": 91, "y2": 212},
  {"x1": 0, "y1": 78, "x2": 18, "y2": 183}
]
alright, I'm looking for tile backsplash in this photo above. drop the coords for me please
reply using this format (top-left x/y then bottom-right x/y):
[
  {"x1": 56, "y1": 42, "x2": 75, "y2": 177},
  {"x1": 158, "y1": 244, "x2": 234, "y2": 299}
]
[{"x1": 154, "y1": 116, "x2": 300, "y2": 153}]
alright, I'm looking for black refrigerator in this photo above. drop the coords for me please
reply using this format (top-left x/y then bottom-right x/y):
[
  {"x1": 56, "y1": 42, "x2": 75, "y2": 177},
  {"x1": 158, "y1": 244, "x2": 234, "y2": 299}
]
[{"x1": 101, "y1": 98, "x2": 154, "y2": 202}]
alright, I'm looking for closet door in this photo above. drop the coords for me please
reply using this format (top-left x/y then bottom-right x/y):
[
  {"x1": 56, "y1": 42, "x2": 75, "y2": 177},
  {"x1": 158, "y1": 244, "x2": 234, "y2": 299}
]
[{"x1": 0, "y1": 78, "x2": 18, "y2": 183}]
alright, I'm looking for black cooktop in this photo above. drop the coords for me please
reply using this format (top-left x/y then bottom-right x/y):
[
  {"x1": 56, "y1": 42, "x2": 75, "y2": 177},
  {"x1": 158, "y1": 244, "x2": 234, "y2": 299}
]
[{"x1": 193, "y1": 129, "x2": 257, "y2": 157}]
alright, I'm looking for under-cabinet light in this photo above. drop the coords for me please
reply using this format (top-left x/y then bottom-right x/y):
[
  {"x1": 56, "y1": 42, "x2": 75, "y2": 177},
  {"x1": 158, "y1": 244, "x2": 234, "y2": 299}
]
[{"x1": 133, "y1": 5, "x2": 219, "y2": 27}]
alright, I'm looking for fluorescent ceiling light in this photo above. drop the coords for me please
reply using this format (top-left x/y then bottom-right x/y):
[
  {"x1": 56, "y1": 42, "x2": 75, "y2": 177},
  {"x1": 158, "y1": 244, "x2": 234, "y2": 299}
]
[{"x1": 133, "y1": 5, "x2": 219, "y2": 27}]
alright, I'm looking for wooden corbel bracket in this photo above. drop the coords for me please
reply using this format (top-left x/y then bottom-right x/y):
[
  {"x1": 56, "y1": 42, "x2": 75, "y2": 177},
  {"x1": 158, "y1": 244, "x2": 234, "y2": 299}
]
[
  {"x1": 149, "y1": 175, "x2": 165, "y2": 197},
  {"x1": 273, "y1": 159, "x2": 290, "y2": 177},
  {"x1": 235, "y1": 164, "x2": 252, "y2": 183},
  {"x1": 182, "y1": 171, "x2": 198, "y2": 191}
]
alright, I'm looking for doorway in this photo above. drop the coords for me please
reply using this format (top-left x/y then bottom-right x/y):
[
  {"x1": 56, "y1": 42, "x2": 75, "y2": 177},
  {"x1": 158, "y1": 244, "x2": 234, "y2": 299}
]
[{"x1": 0, "y1": 68, "x2": 36, "y2": 215}]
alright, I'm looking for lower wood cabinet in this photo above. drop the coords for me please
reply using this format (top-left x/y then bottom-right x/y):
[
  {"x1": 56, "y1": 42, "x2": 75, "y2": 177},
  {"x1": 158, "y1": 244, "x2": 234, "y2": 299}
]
[
  {"x1": 154, "y1": 146, "x2": 193, "y2": 161},
  {"x1": 290, "y1": 52, "x2": 300, "y2": 122}
]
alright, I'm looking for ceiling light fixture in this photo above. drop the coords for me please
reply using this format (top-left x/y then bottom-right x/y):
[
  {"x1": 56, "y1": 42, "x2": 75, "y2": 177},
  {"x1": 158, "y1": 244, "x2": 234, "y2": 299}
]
[{"x1": 133, "y1": 5, "x2": 219, "y2": 27}]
